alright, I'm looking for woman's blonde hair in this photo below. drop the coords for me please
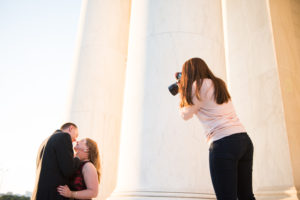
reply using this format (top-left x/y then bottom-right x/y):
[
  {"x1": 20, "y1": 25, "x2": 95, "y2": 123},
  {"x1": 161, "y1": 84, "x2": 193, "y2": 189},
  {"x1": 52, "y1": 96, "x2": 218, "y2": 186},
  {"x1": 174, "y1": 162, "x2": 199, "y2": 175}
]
[
  {"x1": 85, "y1": 138, "x2": 101, "y2": 182},
  {"x1": 179, "y1": 57, "x2": 231, "y2": 107}
]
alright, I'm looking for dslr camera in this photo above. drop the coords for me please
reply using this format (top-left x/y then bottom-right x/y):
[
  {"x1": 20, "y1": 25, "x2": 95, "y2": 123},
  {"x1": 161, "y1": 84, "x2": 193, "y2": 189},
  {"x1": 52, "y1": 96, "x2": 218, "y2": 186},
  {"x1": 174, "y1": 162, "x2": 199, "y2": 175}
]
[{"x1": 168, "y1": 72, "x2": 182, "y2": 96}]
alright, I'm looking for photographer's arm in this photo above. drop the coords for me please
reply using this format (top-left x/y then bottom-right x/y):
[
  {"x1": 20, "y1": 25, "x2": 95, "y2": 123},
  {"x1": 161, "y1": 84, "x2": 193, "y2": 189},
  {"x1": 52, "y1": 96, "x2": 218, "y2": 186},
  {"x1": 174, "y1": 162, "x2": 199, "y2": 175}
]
[
  {"x1": 180, "y1": 104, "x2": 198, "y2": 120},
  {"x1": 179, "y1": 83, "x2": 200, "y2": 120}
]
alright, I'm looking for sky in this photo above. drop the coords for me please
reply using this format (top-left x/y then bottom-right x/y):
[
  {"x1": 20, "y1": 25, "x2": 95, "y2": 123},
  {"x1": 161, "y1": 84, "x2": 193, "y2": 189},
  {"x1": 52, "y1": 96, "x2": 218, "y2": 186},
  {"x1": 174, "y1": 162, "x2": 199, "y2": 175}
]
[{"x1": 0, "y1": 0, "x2": 82, "y2": 195}]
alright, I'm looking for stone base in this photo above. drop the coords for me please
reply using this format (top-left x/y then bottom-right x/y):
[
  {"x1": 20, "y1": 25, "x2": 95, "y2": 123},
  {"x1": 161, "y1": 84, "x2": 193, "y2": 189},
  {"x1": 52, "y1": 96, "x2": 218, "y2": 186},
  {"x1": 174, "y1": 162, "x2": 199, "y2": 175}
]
[
  {"x1": 108, "y1": 187, "x2": 299, "y2": 200},
  {"x1": 108, "y1": 191, "x2": 216, "y2": 200},
  {"x1": 255, "y1": 186, "x2": 299, "y2": 200}
]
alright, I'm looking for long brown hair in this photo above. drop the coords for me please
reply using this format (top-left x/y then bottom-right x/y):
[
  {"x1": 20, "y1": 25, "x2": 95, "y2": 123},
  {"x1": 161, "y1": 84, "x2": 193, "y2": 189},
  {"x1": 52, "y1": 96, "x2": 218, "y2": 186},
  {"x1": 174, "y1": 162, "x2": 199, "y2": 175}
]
[
  {"x1": 179, "y1": 57, "x2": 231, "y2": 107},
  {"x1": 85, "y1": 138, "x2": 101, "y2": 182}
]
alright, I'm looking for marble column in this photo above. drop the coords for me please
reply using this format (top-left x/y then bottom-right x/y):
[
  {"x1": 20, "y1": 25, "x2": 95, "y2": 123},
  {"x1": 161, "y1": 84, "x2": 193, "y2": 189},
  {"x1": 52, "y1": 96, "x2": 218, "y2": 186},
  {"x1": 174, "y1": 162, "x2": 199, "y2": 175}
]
[
  {"x1": 67, "y1": 0, "x2": 131, "y2": 199},
  {"x1": 109, "y1": 0, "x2": 226, "y2": 199},
  {"x1": 269, "y1": 0, "x2": 300, "y2": 198},
  {"x1": 222, "y1": 0, "x2": 299, "y2": 199}
]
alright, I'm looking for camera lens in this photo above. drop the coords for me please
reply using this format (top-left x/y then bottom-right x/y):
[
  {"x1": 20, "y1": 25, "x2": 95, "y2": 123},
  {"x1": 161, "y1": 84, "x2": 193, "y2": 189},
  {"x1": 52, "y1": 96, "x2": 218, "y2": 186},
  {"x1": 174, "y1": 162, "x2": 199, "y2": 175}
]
[
  {"x1": 168, "y1": 72, "x2": 181, "y2": 96},
  {"x1": 168, "y1": 83, "x2": 179, "y2": 96}
]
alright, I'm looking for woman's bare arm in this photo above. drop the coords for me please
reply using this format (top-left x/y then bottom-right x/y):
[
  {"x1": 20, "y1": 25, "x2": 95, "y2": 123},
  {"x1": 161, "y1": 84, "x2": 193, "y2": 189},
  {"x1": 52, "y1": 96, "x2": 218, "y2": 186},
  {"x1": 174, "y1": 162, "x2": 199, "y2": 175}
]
[{"x1": 57, "y1": 162, "x2": 99, "y2": 199}]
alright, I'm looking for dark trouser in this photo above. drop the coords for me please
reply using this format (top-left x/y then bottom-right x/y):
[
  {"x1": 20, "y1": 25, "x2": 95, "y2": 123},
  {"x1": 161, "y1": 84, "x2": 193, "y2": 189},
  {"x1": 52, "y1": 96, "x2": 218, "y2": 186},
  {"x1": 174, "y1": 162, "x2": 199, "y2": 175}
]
[{"x1": 209, "y1": 133, "x2": 255, "y2": 200}]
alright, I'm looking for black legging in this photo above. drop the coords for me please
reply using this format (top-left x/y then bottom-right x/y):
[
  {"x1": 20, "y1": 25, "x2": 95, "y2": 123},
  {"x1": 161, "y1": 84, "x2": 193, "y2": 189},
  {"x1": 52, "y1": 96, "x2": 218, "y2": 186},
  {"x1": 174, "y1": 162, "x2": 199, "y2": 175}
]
[{"x1": 209, "y1": 133, "x2": 256, "y2": 200}]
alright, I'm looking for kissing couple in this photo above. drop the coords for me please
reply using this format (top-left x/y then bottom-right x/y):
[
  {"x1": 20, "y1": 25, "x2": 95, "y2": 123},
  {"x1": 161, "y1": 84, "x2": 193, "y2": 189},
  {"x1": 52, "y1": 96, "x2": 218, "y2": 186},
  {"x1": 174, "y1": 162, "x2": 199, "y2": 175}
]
[{"x1": 31, "y1": 122, "x2": 101, "y2": 200}]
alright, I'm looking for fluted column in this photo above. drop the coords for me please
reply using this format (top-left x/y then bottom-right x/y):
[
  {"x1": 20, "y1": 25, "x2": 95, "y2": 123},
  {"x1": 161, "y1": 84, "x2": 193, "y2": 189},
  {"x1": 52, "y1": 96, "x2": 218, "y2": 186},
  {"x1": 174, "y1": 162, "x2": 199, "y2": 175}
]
[
  {"x1": 109, "y1": 0, "x2": 226, "y2": 199},
  {"x1": 67, "y1": 0, "x2": 131, "y2": 200},
  {"x1": 269, "y1": 0, "x2": 300, "y2": 198},
  {"x1": 222, "y1": 0, "x2": 299, "y2": 199}
]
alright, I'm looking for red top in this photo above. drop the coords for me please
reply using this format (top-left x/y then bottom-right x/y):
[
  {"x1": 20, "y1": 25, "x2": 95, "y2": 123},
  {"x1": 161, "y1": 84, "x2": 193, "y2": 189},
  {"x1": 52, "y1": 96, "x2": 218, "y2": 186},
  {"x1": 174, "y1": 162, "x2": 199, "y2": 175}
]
[{"x1": 70, "y1": 161, "x2": 91, "y2": 200}]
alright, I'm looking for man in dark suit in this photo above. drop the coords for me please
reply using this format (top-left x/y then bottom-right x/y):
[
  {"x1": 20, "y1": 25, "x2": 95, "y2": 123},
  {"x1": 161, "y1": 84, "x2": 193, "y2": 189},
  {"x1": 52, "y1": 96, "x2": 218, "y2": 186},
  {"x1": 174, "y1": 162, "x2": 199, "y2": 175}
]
[{"x1": 31, "y1": 122, "x2": 87, "y2": 200}]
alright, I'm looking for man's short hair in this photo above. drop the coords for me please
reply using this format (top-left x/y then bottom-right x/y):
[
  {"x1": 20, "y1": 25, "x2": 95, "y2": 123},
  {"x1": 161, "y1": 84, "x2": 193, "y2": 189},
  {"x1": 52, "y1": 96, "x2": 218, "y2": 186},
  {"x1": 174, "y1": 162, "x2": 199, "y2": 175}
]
[{"x1": 60, "y1": 122, "x2": 77, "y2": 130}]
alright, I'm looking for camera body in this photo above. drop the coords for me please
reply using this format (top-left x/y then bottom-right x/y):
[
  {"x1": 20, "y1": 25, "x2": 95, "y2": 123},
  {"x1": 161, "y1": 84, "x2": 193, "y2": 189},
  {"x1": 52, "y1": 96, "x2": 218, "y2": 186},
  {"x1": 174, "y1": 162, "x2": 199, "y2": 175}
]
[{"x1": 168, "y1": 72, "x2": 182, "y2": 96}]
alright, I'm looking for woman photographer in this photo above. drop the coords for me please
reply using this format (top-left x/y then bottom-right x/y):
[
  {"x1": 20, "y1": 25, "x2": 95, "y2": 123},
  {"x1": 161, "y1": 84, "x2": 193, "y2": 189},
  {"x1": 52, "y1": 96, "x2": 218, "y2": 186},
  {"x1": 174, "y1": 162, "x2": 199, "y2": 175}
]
[{"x1": 178, "y1": 57, "x2": 255, "y2": 200}]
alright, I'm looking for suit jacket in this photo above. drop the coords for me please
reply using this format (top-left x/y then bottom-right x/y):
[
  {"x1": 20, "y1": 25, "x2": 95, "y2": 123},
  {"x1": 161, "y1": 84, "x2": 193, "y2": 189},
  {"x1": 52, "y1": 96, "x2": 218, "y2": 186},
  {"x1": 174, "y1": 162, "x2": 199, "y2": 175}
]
[{"x1": 31, "y1": 130, "x2": 80, "y2": 200}]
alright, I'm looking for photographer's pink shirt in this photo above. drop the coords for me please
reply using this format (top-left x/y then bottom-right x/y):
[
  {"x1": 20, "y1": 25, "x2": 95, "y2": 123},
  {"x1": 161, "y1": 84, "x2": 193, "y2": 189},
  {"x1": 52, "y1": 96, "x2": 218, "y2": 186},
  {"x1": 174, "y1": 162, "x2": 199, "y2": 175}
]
[{"x1": 179, "y1": 78, "x2": 246, "y2": 145}]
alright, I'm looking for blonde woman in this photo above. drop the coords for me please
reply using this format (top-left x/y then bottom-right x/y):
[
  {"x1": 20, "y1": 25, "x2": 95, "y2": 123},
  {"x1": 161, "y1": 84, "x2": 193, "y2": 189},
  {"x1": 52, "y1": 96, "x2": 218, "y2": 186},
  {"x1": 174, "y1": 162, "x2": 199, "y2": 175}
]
[{"x1": 57, "y1": 138, "x2": 101, "y2": 200}]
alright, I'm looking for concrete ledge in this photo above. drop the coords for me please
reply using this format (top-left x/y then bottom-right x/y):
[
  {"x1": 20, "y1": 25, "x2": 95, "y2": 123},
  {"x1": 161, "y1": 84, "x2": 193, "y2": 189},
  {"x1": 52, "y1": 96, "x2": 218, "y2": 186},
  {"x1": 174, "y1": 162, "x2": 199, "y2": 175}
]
[
  {"x1": 255, "y1": 186, "x2": 299, "y2": 200},
  {"x1": 109, "y1": 190, "x2": 216, "y2": 199}
]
